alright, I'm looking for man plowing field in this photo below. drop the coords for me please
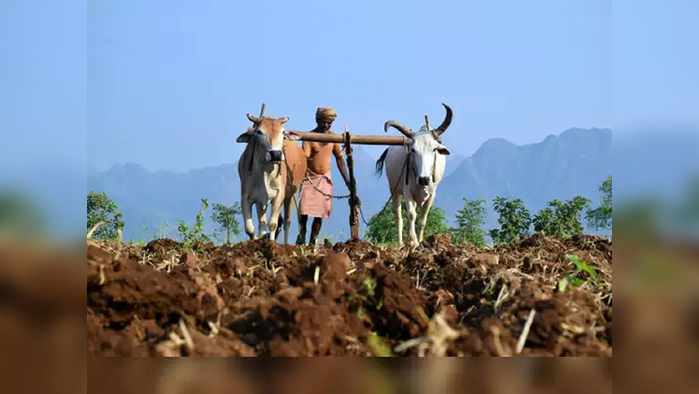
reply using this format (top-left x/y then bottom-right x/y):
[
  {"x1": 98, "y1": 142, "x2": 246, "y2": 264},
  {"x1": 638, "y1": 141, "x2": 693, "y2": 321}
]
[{"x1": 296, "y1": 107, "x2": 357, "y2": 245}]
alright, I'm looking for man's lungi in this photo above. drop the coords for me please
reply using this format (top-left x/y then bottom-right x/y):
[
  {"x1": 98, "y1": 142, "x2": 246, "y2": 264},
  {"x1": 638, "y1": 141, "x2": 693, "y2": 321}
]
[{"x1": 298, "y1": 170, "x2": 333, "y2": 219}]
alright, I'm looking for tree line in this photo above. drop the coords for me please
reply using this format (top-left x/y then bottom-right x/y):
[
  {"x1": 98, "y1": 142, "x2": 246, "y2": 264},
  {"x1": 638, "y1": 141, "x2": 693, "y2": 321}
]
[
  {"x1": 365, "y1": 175, "x2": 613, "y2": 245},
  {"x1": 86, "y1": 175, "x2": 613, "y2": 247}
]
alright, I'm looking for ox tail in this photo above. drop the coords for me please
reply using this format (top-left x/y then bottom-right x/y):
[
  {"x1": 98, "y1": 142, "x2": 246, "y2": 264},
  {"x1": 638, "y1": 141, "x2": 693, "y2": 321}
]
[{"x1": 375, "y1": 148, "x2": 389, "y2": 177}]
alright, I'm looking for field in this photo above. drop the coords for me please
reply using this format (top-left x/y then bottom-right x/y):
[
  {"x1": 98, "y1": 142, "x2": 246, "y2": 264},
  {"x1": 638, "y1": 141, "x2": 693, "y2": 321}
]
[{"x1": 86, "y1": 233, "x2": 612, "y2": 357}]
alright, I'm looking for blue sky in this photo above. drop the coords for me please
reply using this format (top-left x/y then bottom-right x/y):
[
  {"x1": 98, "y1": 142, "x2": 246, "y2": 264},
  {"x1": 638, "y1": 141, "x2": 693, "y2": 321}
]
[
  {"x1": 1, "y1": 0, "x2": 697, "y2": 173},
  {"x1": 88, "y1": 0, "x2": 615, "y2": 172}
]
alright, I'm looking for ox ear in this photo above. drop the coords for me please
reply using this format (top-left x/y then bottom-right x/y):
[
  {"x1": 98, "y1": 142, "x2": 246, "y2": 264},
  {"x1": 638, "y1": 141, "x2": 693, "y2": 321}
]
[
  {"x1": 284, "y1": 131, "x2": 300, "y2": 141},
  {"x1": 279, "y1": 117, "x2": 289, "y2": 124},
  {"x1": 236, "y1": 131, "x2": 254, "y2": 143},
  {"x1": 436, "y1": 145, "x2": 451, "y2": 156}
]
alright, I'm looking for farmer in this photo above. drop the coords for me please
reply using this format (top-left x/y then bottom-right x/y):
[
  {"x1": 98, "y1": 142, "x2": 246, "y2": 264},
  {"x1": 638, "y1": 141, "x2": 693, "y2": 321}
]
[{"x1": 296, "y1": 107, "x2": 357, "y2": 245}]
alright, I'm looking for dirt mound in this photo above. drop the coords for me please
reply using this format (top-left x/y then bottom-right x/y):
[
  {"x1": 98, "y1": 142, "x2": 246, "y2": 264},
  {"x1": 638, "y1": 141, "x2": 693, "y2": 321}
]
[{"x1": 85, "y1": 234, "x2": 612, "y2": 356}]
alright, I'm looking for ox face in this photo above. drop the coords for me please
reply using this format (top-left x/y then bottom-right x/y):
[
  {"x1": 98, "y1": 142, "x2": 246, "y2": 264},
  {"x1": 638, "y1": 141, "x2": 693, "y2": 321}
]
[
  {"x1": 236, "y1": 115, "x2": 299, "y2": 163},
  {"x1": 408, "y1": 130, "x2": 451, "y2": 186},
  {"x1": 382, "y1": 103, "x2": 454, "y2": 187}
]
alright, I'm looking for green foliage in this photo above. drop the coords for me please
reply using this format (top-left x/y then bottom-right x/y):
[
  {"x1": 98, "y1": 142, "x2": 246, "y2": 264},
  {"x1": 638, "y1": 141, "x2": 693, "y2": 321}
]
[
  {"x1": 450, "y1": 197, "x2": 488, "y2": 246},
  {"x1": 177, "y1": 198, "x2": 211, "y2": 249},
  {"x1": 586, "y1": 175, "x2": 612, "y2": 231},
  {"x1": 153, "y1": 221, "x2": 170, "y2": 240},
  {"x1": 0, "y1": 191, "x2": 46, "y2": 239},
  {"x1": 347, "y1": 275, "x2": 384, "y2": 320},
  {"x1": 489, "y1": 197, "x2": 532, "y2": 244},
  {"x1": 87, "y1": 191, "x2": 124, "y2": 240},
  {"x1": 210, "y1": 202, "x2": 242, "y2": 244},
  {"x1": 365, "y1": 197, "x2": 449, "y2": 245},
  {"x1": 138, "y1": 220, "x2": 149, "y2": 243},
  {"x1": 367, "y1": 332, "x2": 393, "y2": 357},
  {"x1": 558, "y1": 254, "x2": 598, "y2": 292},
  {"x1": 533, "y1": 196, "x2": 591, "y2": 238}
]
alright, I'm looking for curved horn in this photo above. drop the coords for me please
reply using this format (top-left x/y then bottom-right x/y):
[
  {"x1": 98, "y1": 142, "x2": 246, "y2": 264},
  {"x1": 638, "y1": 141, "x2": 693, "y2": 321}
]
[
  {"x1": 384, "y1": 121, "x2": 412, "y2": 138},
  {"x1": 434, "y1": 103, "x2": 453, "y2": 136},
  {"x1": 247, "y1": 113, "x2": 260, "y2": 123}
]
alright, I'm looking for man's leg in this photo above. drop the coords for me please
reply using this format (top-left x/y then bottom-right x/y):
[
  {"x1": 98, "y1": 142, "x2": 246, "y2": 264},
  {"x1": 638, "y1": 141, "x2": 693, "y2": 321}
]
[
  {"x1": 309, "y1": 217, "x2": 323, "y2": 245},
  {"x1": 296, "y1": 214, "x2": 309, "y2": 245}
]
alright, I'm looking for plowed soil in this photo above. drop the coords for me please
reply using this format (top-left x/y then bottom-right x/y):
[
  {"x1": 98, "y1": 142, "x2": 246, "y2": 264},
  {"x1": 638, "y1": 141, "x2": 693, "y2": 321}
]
[{"x1": 86, "y1": 233, "x2": 612, "y2": 357}]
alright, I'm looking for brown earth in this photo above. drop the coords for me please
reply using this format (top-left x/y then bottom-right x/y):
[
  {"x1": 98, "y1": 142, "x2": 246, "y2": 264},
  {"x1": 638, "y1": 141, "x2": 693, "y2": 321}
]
[{"x1": 86, "y1": 232, "x2": 613, "y2": 357}]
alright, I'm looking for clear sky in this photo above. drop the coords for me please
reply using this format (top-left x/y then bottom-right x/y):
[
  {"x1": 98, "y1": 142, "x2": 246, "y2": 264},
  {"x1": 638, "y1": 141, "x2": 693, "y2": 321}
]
[{"x1": 1, "y1": 0, "x2": 697, "y2": 173}]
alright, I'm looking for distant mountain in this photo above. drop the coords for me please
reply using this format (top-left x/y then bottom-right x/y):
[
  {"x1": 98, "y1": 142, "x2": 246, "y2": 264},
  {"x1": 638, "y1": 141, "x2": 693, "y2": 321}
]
[
  {"x1": 439, "y1": 128, "x2": 612, "y2": 234},
  {"x1": 87, "y1": 165, "x2": 99, "y2": 177},
  {"x1": 444, "y1": 154, "x2": 466, "y2": 177},
  {"x1": 87, "y1": 128, "x2": 615, "y2": 242}
]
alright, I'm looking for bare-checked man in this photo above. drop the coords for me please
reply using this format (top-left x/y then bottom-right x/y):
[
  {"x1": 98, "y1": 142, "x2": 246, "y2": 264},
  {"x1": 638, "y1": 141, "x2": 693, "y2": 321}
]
[{"x1": 296, "y1": 107, "x2": 356, "y2": 245}]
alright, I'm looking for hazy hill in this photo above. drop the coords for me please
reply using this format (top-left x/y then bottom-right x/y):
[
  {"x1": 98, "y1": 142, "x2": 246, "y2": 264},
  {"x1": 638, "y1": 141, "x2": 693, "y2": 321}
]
[
  {"x1": 439, "y1": 128, "x2": 612, "y2": 232},
  {"x1": 86, "y1": 127, "x2": 614, "y2": 242}
]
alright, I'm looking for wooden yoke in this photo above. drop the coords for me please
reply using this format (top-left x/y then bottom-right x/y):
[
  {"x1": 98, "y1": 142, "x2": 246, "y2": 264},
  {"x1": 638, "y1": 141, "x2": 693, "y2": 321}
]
[
  {"x1": 343, "y1": 126, "x2": 360, "y2": 239},
  {"x1": 290, "y1": 131, "x2": 407, "y2": 146}
]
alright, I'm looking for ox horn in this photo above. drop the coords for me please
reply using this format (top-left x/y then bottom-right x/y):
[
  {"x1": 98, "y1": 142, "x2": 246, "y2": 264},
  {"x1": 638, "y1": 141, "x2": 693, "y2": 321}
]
[
  {"x1": 434, "y1": 103, "x2": 453, "y2": 136},
  {"x1": 247, "y1": 113, "x2": 261, "y2": 124},
  {"x1": 384, "y1": 121, "x2": 412, "y2": 138}
]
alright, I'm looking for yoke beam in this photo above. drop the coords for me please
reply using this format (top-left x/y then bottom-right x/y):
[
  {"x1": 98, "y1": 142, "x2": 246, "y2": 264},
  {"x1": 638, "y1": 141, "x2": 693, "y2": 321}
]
[{"x1": 289, "y1": 131, "x2": 407, "y2": 146}]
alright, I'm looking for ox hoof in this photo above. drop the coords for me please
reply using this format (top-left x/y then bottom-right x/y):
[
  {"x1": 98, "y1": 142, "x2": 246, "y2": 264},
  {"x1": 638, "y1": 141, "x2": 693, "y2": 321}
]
[{"x1": 405, "y1": 240, "x2": 420, "y2": 250}]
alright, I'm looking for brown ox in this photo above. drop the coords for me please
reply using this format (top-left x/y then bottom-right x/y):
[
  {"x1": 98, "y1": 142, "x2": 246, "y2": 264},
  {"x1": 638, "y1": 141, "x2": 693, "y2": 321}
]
[{"x1": 236, "y1": 114, "x2": 306, "y2": 243}]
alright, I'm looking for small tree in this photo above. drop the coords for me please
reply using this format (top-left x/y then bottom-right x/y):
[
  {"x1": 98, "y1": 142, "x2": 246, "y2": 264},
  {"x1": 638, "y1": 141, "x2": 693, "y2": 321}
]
[
  {"x1": 177, "y1": 198, "x2": 211, "y2": 247},
  {"x1": 533, "y1": 196, "x2": 591, "y2": 238},
  {"x1": 87, "y1": 191, "x2": 124, "y2": 240},
  {"x1": 211, "y1": 202, "x2": 242, "y2": 244},
  {"x1": 586, "y1": 175, "x2": 612, "y2": 231},
  {"x1": 489, "y1": 196, "x2": 532, "y2": 244},
  {"x1": 450, "y1": 197, "x2": 488, "y2": 246},
  {"x1": 366, "y1": 198, "x2": 449, "y2": 245}
]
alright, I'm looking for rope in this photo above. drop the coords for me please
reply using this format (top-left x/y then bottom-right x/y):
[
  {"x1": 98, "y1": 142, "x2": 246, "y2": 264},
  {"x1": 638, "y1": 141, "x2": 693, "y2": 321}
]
[
  {"x1": 361, "y1": 153, "x2": 411, "y2": 227},
  {"x1": 301, "y1": 174, "x2": 351, "y2": 199}
]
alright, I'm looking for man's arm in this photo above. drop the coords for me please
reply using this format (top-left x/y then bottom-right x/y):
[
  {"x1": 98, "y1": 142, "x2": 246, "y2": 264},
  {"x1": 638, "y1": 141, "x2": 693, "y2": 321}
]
[{"x1": 333, "y1": 143, "x2": 351, "y2": 187}]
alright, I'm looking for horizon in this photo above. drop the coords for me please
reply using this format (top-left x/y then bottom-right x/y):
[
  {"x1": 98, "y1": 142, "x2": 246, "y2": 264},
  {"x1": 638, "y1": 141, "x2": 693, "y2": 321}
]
[{"x1": 89, "y1": 126, "x2": 613, "y2": 174}]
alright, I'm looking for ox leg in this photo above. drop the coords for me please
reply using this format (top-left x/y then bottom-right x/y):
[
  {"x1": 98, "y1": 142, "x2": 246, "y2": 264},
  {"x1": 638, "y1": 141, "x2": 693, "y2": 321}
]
[
  {"x1": 417, "y1": 194, "x2": 436, "y2": 243},
  {"x1": 405, "y1": 198, "x2": 419, "y2": 248},
  {"x1": 267, "y1": 194, "x2": 284, "y2": 243},
  {"x1": 392, "y1": 195, "x2": 403, "y2": 247},
  {"x1": 282, "y1": 196, "x2": 293, "y2": 245},
  {"x1": 242, "y1": 197, "x2": 255, "y2": 240},
  {"x1": 256, "y1": 203, "x2": 269, "y2": 239},
  {"x1": 275, "y1": 214, "x2": 284, "y2": 242}
]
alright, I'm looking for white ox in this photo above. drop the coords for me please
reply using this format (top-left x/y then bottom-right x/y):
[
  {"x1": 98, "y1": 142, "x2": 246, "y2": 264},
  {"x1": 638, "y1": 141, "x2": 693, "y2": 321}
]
[{"x1": 375, "y1": 103, "x2": 453, "y2": 247}]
